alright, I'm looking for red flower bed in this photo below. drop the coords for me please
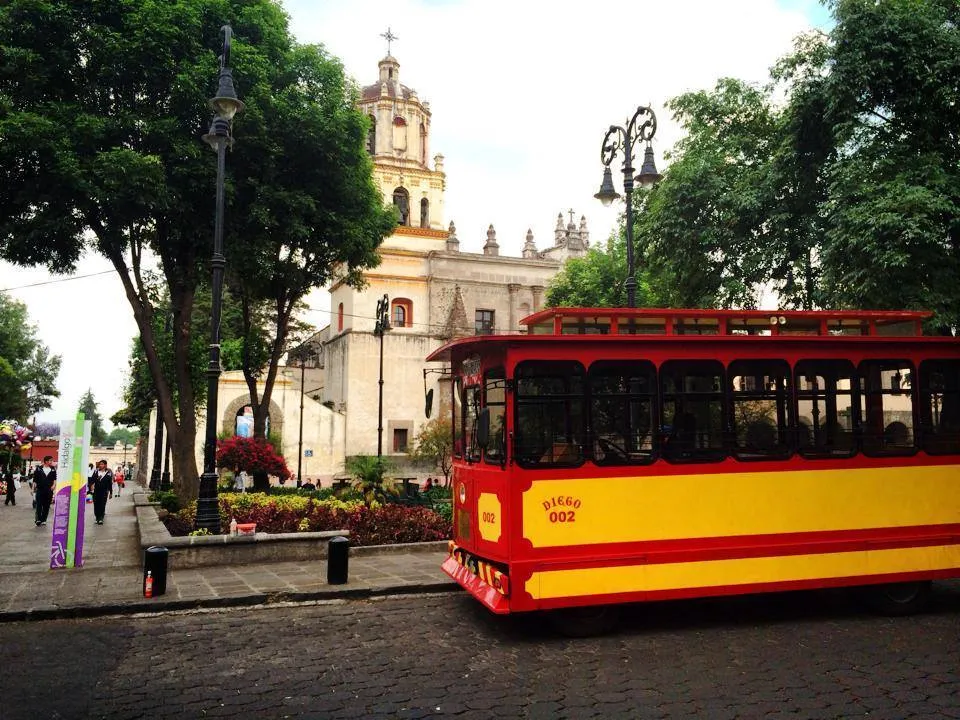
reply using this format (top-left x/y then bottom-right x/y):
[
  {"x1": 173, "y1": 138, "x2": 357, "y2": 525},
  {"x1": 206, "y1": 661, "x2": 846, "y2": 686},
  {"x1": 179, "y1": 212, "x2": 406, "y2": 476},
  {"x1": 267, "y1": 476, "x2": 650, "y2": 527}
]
[{"x1": 162, "y1": 495, "x2": 451, "y2": 546}]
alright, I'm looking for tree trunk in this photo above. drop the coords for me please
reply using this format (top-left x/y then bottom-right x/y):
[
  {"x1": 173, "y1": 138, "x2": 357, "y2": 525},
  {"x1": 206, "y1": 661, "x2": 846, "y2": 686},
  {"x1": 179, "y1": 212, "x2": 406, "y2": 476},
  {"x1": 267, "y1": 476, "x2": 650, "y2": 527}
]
[{"x1": 251, "y1": 469, "x2": 269, "y2": 493}]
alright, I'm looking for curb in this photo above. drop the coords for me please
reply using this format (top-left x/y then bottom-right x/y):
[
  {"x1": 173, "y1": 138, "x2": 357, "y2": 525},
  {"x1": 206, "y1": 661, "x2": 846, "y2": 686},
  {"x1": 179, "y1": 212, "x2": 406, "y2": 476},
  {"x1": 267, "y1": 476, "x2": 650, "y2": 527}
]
[{"x1": 0, "y1": 580, "x2": 459, "y2": 623}]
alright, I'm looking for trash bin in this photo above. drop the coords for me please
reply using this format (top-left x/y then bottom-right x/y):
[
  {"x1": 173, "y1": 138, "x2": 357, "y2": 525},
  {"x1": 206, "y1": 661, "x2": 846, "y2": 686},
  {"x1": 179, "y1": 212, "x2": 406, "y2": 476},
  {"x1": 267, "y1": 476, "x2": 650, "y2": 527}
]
[
  {"x1": 143, "y1": 545, "x2": 168, "y2": 596},
  {"x1": 327, "y1": 536, "x2": 349, "y2": 585}
]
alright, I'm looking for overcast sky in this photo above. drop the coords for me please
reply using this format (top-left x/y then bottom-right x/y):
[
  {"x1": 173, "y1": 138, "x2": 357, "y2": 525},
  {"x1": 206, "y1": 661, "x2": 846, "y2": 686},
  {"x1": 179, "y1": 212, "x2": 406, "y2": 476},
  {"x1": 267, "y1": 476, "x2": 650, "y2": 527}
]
[{"x1": 0, "y1": 0, "x2": 830, "y2": 426}]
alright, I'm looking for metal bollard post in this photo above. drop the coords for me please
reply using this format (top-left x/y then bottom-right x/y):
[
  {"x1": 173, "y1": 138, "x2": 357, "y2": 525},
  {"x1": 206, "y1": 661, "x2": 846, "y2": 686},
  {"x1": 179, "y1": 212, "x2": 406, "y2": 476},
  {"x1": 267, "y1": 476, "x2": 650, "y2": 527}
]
[
  {"x1": 143, "y1": 545, "x2": 168, "y2": 596},
  {"x1": 327, "y1": 536, "x2": 349, "y2": 585}
]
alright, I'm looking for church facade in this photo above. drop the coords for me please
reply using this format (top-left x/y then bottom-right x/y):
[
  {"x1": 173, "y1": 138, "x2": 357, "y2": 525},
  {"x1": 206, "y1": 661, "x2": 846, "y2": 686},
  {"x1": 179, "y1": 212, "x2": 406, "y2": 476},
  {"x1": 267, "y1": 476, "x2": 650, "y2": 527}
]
[
  {"x1": 306, "y1": 52, "x2": 590, "y2": 473},
  {"x1": 159, "y1": 51, "x2": 593, "y2": 486}
]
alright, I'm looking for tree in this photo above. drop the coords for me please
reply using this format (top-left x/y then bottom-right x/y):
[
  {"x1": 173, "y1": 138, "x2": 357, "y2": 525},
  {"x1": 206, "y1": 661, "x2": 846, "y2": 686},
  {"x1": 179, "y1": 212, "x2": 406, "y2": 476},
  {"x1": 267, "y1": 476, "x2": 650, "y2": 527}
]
[
  {"x1": 216, "y1": 435, "x2": 290, "y2": 492},
  {"x1": 105, "y1": 426, "x2": 138, "y2": 447},
  {"x1": 546, "y1": 235, "x2": 634, "y2": 308},
  {"x1": 0, "y1": 291, "x2": 61, "y2": 418},
  {"x1": 0, "y1": 1, "x2": 393, "y2": 501},
  {"x1": 411, "y1": 418, "x2": 454, "y2": 486},
  {"x1": 78, "y1": 389, "x2": 106, "y2": 445},
  {"x1": 774, "y1": 0, "x2": 960, "y2": 329}
]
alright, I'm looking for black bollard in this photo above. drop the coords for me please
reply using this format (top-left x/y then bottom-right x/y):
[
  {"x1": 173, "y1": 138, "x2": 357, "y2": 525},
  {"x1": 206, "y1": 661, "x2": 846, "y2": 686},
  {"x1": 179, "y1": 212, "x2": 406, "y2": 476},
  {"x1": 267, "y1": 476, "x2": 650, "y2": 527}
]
[
  {"x1": 143, "y1": 545, "x2": 168, "y2": 596},
  {"x1": 327, "y1": 536, "x2": 349, "y2": 585}
]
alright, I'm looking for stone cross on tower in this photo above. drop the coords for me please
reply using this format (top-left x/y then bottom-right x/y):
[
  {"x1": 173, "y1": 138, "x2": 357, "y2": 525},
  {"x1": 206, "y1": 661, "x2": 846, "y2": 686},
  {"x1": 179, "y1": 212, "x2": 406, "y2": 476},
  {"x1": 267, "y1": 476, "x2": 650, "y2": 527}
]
[
  {"x1": 568, "y1": 208, "x2": 576, "y2": 226},
  {"x1": 381, "y1": 27, "x2": 398, "y2": 55}
]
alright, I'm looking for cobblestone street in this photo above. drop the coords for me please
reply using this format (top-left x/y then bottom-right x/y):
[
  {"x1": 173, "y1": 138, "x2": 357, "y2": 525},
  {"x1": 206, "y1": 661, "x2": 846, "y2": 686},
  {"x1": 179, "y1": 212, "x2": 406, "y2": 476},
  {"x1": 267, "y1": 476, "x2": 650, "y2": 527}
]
[{"x1": 2, "y1": 582, "x2": 959, "y2": 719}]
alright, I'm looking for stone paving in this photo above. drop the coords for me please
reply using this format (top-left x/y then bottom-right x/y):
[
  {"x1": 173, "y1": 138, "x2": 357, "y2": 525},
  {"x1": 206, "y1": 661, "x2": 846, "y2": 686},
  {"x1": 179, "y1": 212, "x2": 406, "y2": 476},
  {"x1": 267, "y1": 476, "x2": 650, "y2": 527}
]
[{"x1": 0, "y1": 480, "x2": 453, "y2": 620}]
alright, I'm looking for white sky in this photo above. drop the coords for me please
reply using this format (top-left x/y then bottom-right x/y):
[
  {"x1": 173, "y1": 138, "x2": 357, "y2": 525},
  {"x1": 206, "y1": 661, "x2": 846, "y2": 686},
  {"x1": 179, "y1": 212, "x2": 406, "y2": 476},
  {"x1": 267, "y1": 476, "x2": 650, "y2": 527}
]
[{"x1": 0, "y1": 0, "x2": 829, "y2": 426}]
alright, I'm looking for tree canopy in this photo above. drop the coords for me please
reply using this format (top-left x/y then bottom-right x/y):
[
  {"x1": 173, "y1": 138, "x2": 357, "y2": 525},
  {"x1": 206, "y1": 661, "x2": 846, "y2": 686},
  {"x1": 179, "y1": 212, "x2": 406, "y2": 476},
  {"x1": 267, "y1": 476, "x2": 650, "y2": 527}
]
[
  {"x1": 0, "y1": 291, "x2": 61, "y2": 419},
  {"x1": 77, "y1": 388, "x2": 106, "y2": 445},
  {"x1": 0, "y1": 0, "x2": 395, "y2": 498},
  {"x1": 549, "y1": 0, "x2": 959, "y2": 331}
]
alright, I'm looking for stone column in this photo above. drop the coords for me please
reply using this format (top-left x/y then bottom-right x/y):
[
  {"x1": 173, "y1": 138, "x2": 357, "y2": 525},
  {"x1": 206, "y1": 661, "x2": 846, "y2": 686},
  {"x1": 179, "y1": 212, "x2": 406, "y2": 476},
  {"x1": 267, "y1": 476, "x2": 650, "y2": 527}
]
[
  {"x1": 531, "y1": 285, "x2": 545, "y2": 312},
  {"x1": 508, "y1": 284, "x2": 520, "y2": 331}
]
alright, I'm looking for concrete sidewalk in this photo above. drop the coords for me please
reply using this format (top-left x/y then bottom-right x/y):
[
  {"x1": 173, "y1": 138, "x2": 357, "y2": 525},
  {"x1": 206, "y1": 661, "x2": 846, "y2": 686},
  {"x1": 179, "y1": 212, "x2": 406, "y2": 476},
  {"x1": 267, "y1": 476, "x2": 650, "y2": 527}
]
[{"x1": 0, "y1": 481, "x2": 455, "y2": 622}]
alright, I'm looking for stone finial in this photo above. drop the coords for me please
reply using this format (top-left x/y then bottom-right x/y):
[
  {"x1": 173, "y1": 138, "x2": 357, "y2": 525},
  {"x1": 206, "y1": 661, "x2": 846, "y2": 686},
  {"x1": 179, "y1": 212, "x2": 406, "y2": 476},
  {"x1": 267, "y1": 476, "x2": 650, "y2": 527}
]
[
  {"x1": 580, "y1": 215, "x2": 589, "y2": 247},
  {"x1": 555, "y1": 212, "x2": 565, "y2": 244},
  {"x1": 522, "y1": 228, "x2": 538, "y2": 258},
  {"x1": 434, "y1": 153, "x2": 444, "y2": 173},
  {"x1": 446, "y1": 221, "x2": 459, "y2": 252},
  {"x1": 484, "y1": 224, "x2": 499, "y2": 256}
]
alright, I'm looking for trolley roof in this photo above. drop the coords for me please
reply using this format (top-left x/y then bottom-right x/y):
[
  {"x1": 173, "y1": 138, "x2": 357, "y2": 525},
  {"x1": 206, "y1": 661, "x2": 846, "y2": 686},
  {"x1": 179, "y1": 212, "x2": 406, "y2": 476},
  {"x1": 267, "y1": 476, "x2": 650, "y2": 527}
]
[{"x1": 426, "y1": 307, "x2": 938, "y2": 362}]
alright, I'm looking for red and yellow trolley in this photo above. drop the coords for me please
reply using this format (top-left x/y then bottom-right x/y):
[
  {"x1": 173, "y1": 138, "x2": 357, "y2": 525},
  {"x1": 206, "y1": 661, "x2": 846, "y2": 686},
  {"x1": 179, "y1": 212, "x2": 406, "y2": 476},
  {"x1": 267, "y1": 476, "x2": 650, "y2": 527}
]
[{"x1": 427, "y1": 308, "x2": 960, "y2": 628}]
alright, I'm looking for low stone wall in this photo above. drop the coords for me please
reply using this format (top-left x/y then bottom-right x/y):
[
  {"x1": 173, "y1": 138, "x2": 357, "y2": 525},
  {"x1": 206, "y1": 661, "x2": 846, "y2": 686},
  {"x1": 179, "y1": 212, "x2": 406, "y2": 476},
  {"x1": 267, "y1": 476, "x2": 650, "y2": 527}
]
[{"x1": 132, "y1": 492, "x2": 447, "y2": 569}]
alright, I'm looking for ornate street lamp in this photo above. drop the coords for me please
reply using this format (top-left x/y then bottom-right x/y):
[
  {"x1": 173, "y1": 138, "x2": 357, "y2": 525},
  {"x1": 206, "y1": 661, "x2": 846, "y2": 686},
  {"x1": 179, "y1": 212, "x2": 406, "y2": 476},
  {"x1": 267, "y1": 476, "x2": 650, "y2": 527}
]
[
  {"x1": 373, "y1": 294, "x2": 391, "y2": 458},
  {"x1": 196, "y1": 25, "x2": 244, "y2": 533},
  {"x1": 595, "y1": 106, "x2": 661, "y2": 308}
]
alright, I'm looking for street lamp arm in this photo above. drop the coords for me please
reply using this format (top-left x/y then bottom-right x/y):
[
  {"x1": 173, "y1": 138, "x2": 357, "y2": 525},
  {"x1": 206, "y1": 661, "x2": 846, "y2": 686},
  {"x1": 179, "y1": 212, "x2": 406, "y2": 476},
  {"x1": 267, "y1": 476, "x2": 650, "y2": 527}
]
[
  {"x1": 627, "y1": 105, "x2": 657, "y2": 145},
  {"x1": 220, "y1": 25, "x2": 233, "y2": 69}
]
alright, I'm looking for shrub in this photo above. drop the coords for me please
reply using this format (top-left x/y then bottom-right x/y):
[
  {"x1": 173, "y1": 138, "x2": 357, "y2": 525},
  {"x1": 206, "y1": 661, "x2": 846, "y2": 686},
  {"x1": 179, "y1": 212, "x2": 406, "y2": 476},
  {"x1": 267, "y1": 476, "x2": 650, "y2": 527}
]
[
  {"x1": 149, "y1": 490, "x2": 180, "y2": 514},
  {"x1": 159, "y1": 493, "x2": 452, "y2": 545},
  {"x1": 216, "y1": 436, "x2": 291, "y2": 481}
]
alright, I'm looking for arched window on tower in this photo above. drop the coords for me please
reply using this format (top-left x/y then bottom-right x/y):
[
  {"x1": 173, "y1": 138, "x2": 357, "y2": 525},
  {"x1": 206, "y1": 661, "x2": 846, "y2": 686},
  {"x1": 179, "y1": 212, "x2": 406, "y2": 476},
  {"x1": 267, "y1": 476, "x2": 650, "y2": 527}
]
[
  {"x1": 392, "y1": 187, "x2": 410, "y2": 225},
  {"x1": 366, "y1": 114, "x2": 376, "y2": 154},
  {"x1": 420, "y1": 198, "x2": 429, "y2": 228},
  {"x1": 391, "y1": 298, "x2": 413, "y2": 328},
  {"x1": 337, "y1": 303, "x2": 344, "y2": 332}
]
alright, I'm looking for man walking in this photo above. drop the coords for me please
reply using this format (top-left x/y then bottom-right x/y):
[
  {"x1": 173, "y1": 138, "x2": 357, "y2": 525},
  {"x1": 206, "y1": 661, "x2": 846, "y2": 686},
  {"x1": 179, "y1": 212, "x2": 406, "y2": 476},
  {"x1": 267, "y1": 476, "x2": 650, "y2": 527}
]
[
  {"x1": 88, "y1": 459, "x2": 113, "y2": 525},
  {"x1": 32, "y1": 455, "x2": 56, "y2": 526}
]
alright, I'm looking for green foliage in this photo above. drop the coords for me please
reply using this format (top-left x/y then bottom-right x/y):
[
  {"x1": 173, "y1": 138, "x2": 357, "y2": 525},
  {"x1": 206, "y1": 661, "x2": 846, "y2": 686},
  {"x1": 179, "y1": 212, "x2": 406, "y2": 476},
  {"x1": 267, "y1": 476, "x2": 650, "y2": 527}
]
[
  {"x1": 104, "y1": 426, "x2": 138, "y2": 447},
  {"x1": 0, "y1": 0, "x2": 396, "y2": 498},
  {"x1": 345, "y1": 455, "x2": 396, "y2": 507},
  {"x1": 0, "y1": 292, "x2": 61, "y2": 418},
  {"x1": 149, "y1": 490, "x2": 181, "y2": 514},
  {"x1": 411, "y1": 418, "x2": 453, "y2": 484},
  {"x1": 550, "y1": 2, "x2": 959, "y2": 329},
  {"x1": 77, "y1": 389, "x2": 106, "y2": 445}
]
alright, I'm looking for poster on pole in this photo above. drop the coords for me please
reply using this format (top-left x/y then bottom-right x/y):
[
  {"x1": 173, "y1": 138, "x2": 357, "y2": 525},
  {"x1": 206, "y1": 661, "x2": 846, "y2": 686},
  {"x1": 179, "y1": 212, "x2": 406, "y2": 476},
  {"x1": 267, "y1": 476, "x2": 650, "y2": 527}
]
[{"x1": 51, "y1": 414, "x2": 91, "y2": 569}]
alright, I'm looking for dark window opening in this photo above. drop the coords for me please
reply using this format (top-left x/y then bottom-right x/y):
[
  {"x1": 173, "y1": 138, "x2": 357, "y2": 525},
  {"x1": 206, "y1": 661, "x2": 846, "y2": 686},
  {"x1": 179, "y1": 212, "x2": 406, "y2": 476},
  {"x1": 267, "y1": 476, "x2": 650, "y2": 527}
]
[
  {"x1": 463, "y1": 385, "x2": 481, "y2": 462},
  {"x1": 729, "y1": 359, "x2": 792, "y2": 460},
  {"x1": 393, "y1": 428, "x2": 409, "y2": 453},
  {"x1": 484, "y1": 368, "x2": 506, "y2": 465},
  {"x1": 475, "y1": 309, "x2": 495, "y2": 335},
  {"x1": 515, "y1": 361, "x2": 585, "y2": 468},
  {"x1": 452, "y1": 378, "x2": 463, "y2": 459},
  {"x1": 420, "y1": 198, "x2": 429, "y2": 228},
  {"x1": 795, "y1": 359, "x2": 857, "y2": 458},
  {"x1": 660, "y1": 360, "x2": 725, "y2": 462},
  {"x1": 919, "y1": 359, "x2": 960, "y2": 455},
  {"x1": 859, "y1": 360, "x2": 916, "y2": 456},
  {"x1": 392, "y1": 187, "x2": 410, "y2": 225},
  {"x1": 589, "y1": 361, "x2": 656, "y2": 465}
]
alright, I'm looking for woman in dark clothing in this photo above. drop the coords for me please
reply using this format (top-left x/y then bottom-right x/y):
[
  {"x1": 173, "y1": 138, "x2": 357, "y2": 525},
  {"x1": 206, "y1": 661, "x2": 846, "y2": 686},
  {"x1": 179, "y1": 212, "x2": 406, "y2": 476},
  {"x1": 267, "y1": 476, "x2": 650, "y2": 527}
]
[
  {"x1": 87, "y1": 459, "x2": 113, "y2": 525},
  {"x1": 2, "y1": 465, "x2": 14, "y2": 506}
]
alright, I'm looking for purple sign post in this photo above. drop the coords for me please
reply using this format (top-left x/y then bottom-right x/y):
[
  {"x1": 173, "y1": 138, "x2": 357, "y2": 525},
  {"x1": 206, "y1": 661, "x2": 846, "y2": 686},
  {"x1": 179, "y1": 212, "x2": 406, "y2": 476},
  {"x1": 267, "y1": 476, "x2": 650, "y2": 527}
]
[{"x1": 51, "y1": 414, "x2": 90, "y2": 569}]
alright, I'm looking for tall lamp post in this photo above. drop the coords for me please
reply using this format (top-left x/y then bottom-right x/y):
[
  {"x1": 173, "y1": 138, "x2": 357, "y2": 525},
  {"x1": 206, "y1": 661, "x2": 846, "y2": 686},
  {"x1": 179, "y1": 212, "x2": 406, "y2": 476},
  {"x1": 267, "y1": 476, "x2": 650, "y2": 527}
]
[
  {"x1": 594, "y1": 105, "x2": 661, "y2": 308},
  {"x1": 289, "y1": 345, "x2": 320, "y2": 486},
  {"x1": 373, "y1": 294, "x2": 391, "y2": 457},
  {"x1": 150, "y1": 404, "x2": 163, "y2": 491},
  {"x1": 196, "y1": 25, "x2": 245, "y2": 533}
]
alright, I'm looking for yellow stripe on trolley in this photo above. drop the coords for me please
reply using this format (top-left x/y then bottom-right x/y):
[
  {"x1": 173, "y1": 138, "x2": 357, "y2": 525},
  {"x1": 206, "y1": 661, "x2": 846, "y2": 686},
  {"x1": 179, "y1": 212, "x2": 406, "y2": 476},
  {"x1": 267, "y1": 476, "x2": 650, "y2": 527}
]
[
  {"x1": 522, "y1": 465, "x2": 960, "y2": 548},
  {"x1": 525, "y1": 543, "x2": 960, "y2": 600}
]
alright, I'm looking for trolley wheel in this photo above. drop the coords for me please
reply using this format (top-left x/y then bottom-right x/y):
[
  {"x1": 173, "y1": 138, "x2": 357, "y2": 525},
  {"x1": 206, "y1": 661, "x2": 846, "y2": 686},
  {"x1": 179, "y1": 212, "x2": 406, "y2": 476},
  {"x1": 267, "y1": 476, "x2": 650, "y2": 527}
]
[
  {"x1": 862, "y1": 581, "x2": 932, "y2": 616},
  {"x1": 547, "y1": 605, "x2": 620, "y2": 637}
]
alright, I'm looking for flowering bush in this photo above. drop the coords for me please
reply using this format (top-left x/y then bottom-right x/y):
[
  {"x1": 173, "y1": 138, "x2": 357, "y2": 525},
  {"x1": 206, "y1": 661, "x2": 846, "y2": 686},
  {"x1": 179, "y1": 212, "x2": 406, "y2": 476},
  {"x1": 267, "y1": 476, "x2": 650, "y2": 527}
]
[
  {"x1": 161, "y1": 493, "x2": 452, "y2": 545},
  {"x1": 216, "y1": 436, "x2": 291, "y2": 481}
]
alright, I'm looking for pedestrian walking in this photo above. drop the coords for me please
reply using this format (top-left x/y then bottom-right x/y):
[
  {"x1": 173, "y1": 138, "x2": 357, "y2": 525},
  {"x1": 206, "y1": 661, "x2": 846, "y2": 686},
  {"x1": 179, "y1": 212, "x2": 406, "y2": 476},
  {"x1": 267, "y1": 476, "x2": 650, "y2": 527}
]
[
  {"x1": 2, "y1": 464, "x2": 15, "y2": 506},
  {"x1": 32, "y1": 455, "x2": 56, "y2": 526},
  {"x1": 114, "y1": 465, "x2": 125, "y2": 496},
  {"x1": 88, "y1": 459, "x2": 113, "y2": 525}
]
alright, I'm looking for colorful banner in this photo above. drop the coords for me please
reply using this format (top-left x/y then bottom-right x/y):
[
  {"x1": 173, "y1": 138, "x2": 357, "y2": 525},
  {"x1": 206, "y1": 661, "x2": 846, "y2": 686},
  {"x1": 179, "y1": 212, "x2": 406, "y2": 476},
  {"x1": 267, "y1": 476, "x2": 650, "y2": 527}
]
[{"x1": 51, "y1": 414, "x2": 90, "y2": 569}]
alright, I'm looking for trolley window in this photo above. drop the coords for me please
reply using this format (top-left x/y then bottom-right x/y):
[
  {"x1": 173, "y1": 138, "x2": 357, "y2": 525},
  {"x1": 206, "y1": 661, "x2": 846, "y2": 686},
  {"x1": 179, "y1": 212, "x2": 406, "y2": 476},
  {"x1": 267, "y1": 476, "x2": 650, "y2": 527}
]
[
  {"x1": 795, "y1": 360, "x2": 857, "y2": 458},
  {"x1": 515, "y1": 361, "x2": 585, "y2": 468},
  {"x1": 484, "y1": 368, "x2": 507, "y2": 464},
  {"x1": 729, "y1": 360, "x2": 792, "y2": 460},
  {"x1": 463, "y1": 384, "x2": 482, "y2": 462},
  {"x1": 859, "y1": 360, "x2": 916, "y2": 456},
  {"x1": 452, "y1": 377, "x2": 463, "y2": 459},
  {"x1": 918, "y1": 359, "x2": 960, "y2": 455},
  {"x1": 589, "y1": 360, "x2": 657, "y2": 465},
  {"x1": 660, "y1": 360, "x2": 725, "y2": 462}
]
